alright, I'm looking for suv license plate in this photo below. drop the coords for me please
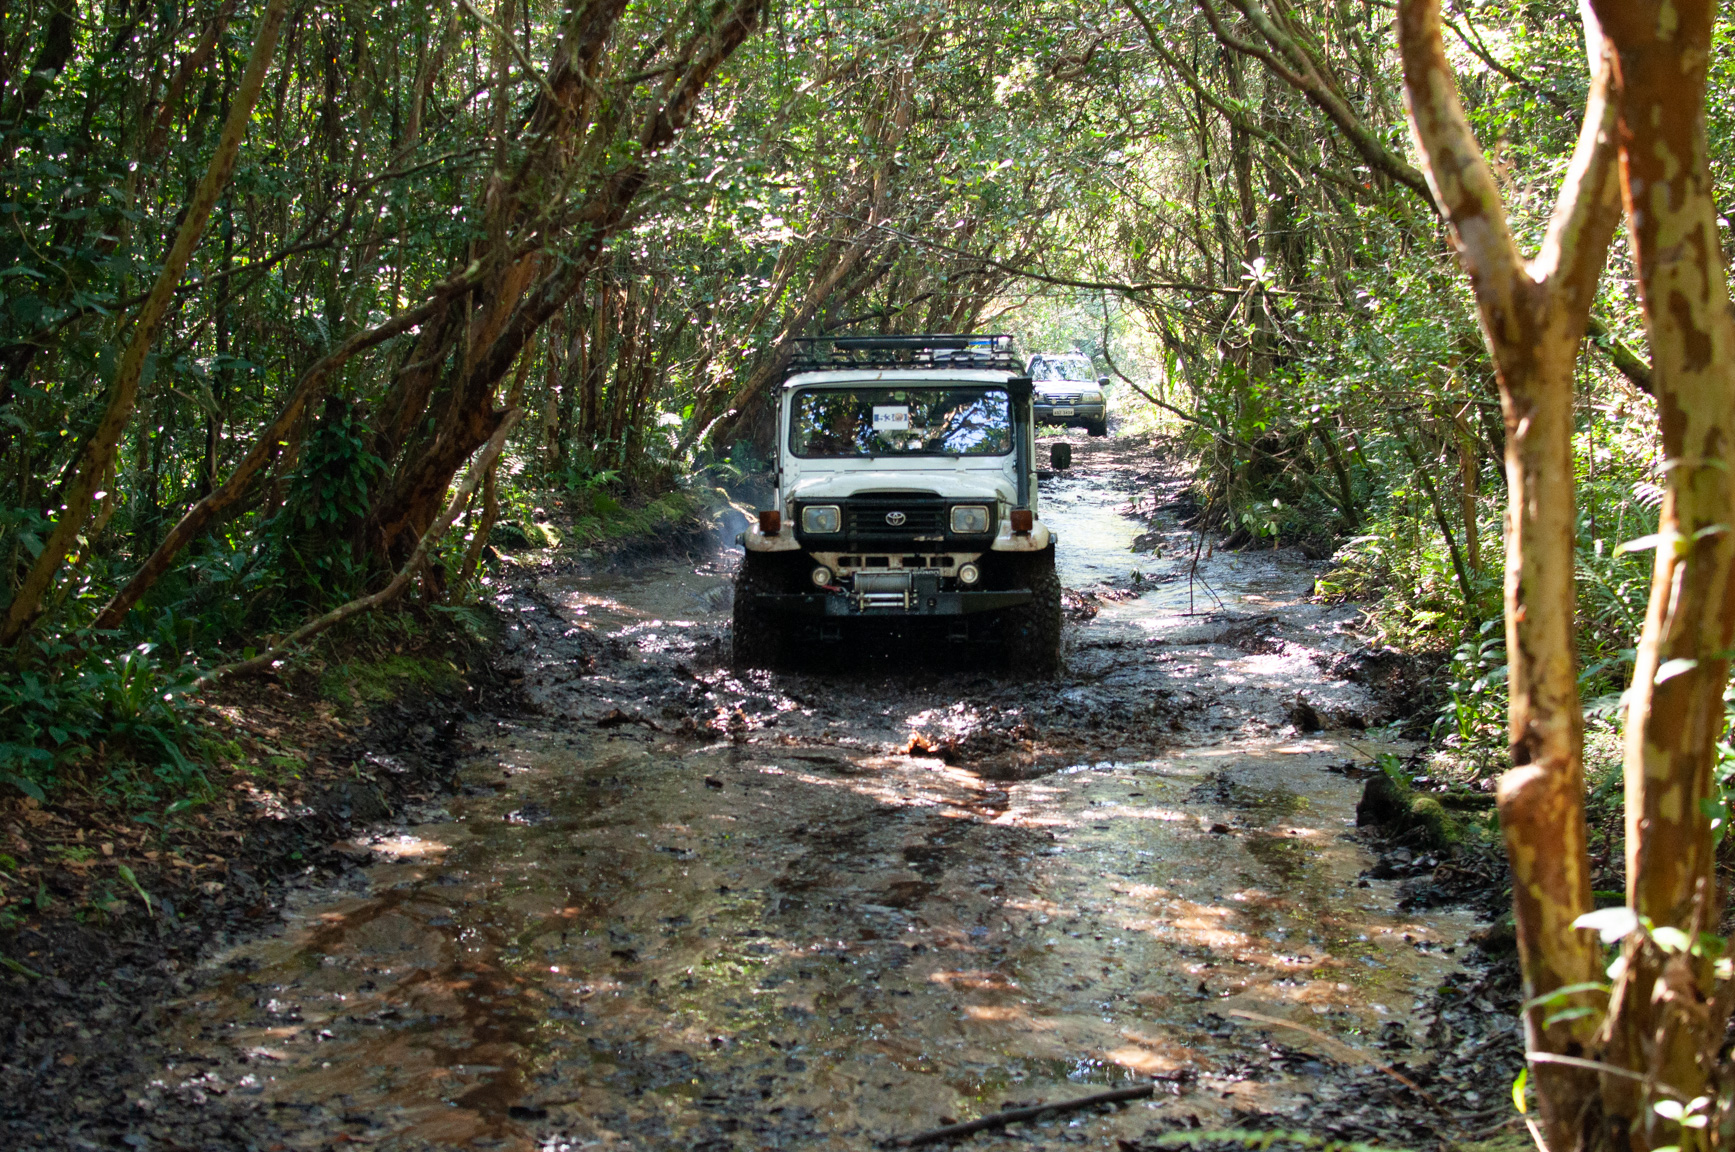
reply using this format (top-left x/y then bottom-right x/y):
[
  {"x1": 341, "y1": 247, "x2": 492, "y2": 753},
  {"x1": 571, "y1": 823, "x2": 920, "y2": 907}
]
[{"x1": 1052, "y1": 406, "x2": 1075, "y2": 416}]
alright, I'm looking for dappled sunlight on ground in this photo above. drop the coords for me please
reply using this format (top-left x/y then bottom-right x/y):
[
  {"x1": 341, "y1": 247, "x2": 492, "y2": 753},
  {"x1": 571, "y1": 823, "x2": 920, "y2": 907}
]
[{"x1": 153, "y1": 440, "x2": 1479, "y2": 1151}]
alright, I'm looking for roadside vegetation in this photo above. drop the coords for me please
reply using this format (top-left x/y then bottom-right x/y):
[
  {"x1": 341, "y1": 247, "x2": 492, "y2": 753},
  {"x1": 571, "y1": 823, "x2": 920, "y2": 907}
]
[{"x1": 5, "y1": 0, "x2": 1735, "y2": 1142}]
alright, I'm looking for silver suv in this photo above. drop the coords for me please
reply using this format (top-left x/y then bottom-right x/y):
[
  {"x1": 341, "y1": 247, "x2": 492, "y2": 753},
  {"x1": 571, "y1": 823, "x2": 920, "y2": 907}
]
[
  {"x1": 732, "y1": 334, "x2": 1063, "y2": 675},
  {"x1": 1028, "y1": 352, "x2": 1109, "y2": 437}
]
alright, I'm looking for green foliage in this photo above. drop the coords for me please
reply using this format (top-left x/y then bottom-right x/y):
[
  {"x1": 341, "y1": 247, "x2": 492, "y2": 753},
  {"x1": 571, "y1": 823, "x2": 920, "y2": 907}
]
[
  {"x1": 565, "y1": 489, "x2": 706, "y2": 547},
  {"x1": 267, "y1": 401, "x2": 385, "y2": 606},
  {"x1": 0, "y1": 638, "x2": 203, "y2": 805},
  {"x1": 1439, "y1": 620, "x2": 1508, "y2": 751}
]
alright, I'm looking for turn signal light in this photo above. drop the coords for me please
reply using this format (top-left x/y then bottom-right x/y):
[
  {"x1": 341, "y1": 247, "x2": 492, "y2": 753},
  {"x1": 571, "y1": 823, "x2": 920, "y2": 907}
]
[
  {"x1": 1010, "y1": 508, "x2": 1034, "y2": 533},
  {"x1": 759, "y1": 509, "x2": 782, "y2": 535}
]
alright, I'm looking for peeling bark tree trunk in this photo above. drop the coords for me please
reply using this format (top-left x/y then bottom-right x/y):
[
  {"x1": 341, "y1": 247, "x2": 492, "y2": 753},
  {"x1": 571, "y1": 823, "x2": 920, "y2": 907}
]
[
  {"x1": 1396, "y1": 0, "x2": 1624, "y2": 1144},
  {"x1": 1584, "y1": 1, "x2": 1735, "y2": 1145}
]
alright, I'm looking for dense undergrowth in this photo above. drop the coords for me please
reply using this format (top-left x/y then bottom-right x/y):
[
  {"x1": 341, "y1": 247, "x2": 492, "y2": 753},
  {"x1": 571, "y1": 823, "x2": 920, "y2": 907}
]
[
  {"x1": 0, "y1": 443, "x2": 724, "y2": 814},
  {"x1": 0, "y1": 598, "x2": 493, "y2": 933}
]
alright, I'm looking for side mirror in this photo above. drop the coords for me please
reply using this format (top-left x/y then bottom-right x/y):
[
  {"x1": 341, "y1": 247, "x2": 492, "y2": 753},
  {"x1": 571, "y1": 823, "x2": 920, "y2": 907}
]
[{"x1": 1097, "y1": 376, "x2": 1111, "y2": 388}]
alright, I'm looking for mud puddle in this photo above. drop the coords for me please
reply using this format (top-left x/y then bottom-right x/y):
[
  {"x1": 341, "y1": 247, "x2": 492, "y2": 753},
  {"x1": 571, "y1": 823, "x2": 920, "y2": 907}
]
[{"x1": 149, "y1": 439, "x2": 1484, "y2": 1150}]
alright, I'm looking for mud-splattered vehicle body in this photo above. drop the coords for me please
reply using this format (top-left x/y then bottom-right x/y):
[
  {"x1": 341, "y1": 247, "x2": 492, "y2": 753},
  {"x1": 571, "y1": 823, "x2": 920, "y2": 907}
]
[{"x1": 733, "y1": 334, "x2": 1062, "y2": 675}]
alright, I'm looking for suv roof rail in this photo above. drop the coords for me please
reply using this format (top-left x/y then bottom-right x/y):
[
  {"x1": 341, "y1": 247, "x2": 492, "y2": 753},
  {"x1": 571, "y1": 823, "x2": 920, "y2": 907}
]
[{"x1": 785, "y1": 333, "x2": 1023, "y2": 377}]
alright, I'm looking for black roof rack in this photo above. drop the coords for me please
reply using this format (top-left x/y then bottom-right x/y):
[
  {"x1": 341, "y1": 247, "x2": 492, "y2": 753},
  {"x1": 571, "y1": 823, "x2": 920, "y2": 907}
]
[{"x1": 784, "y1": 333, "x2": 1023, "y2": 379}]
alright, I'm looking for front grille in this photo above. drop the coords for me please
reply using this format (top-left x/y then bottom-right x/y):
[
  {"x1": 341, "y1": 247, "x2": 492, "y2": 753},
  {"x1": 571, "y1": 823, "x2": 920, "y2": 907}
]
[
  {"x1": 1040, "y1": 392, "x2": 1082, "y2": 404},
  {"x1": 844, "y1": 495, "x2": 946, "y2": 541}
]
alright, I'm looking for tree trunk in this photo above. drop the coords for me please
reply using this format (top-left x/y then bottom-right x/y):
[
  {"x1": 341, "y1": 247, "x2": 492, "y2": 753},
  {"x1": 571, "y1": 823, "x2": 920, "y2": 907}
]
[
  {"x1": 1586, "y1": 0, "x2": 1735, "y2": 1144},
  {"x1": 1396, "y1": 0, "x2": 1624, "y2": 1143}
]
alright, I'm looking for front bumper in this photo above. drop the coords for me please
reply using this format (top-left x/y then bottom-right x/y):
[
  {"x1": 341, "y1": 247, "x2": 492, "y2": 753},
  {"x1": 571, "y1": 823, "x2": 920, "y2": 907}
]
[
  {"x1": 755, "y1": 582, "x2": 1032, "y2": 617},
  {"x1": 1035, "y1": 402, "x2": 1106, "y2": 423}
]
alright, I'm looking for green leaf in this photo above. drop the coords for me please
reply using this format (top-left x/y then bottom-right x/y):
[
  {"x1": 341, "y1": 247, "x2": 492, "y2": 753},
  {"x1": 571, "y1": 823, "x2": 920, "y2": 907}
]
[
  {"x1": 0, "y1": 955, "x2": 43, "y2": 979},
  {"x1": 0, "y1": 772, "x2": 46, "y2": 801},
  {"x1": 1522, "y1": 981, "x2": 1611, "y2": 1011},
  {"x1": 116, "y1": 863, "x2": 152, "y2": 916},
  {"x1": 1512, "y1": 1067, "x2": 1528, "y2": 1114},
  {"x1": 1542, "y1": 1005, "x2": 1599, "y2": 1027},
  {"x1": 1651, "y1": 926, "x2": 1693, "y2": 953}
]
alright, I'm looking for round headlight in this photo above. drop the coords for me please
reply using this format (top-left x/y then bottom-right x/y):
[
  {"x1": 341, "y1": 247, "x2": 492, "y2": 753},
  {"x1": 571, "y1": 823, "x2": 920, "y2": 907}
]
[
  {"x1": 950, "y1": 504, "x2": 991, "y2": 534},
  {"x1": 958, "y1": 563, "x2": 981, "y2": 586},
  {"x1": 811, "y1": 566, "x2": 833, "y2": 587},
  {"x1": 801, "y1": 504, "x2": 842, "y2": 533}
]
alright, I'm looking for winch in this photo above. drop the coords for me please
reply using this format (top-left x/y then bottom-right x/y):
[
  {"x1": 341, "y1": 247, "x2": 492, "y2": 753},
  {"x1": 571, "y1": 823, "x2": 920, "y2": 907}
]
[{"x1": 852, "y1": 570, "x2": 921, "y2": 611}]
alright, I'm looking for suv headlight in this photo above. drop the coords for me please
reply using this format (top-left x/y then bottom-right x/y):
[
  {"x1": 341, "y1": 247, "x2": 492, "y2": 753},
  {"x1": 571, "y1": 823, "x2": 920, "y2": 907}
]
[
  {"x1": 801, "y1": 504, "x2": 841, "y2": 533},
  {"x1": 950, "y1": 504, "x2": 991, "y2": 534}
]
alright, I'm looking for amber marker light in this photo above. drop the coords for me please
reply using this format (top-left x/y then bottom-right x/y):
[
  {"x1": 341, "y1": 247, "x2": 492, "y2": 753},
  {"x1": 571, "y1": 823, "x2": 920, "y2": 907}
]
[
  {"x1": 1010, "y1": 508, "x2": 1034, "y2": 533},
  {"x1": 759, "y1": 509, "x2": 782, "y2": 535}
]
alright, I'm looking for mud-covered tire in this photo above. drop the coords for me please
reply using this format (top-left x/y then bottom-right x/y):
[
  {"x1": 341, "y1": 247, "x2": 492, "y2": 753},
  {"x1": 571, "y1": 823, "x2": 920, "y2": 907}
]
[
  {"x1": 1000, "y1": 545, "x2": 1063, "y2": 677},
  {"x1": 732, "y1": 551, "x2": 800, "y2": 669},
  {"x1": 1087, "y1": 419, "x2": 1108, "y2": 438}
]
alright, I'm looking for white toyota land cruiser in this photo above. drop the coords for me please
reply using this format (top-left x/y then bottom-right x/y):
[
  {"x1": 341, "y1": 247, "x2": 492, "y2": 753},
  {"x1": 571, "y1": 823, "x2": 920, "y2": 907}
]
[{"x1": 732, "y1": 334, "x2": 1062, "y2": 675}]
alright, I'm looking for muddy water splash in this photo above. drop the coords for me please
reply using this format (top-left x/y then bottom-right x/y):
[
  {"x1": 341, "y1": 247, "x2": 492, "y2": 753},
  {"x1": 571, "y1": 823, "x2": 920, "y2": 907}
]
[{"x1": 157, "y1": 442, "x2": 1477, "y2": 1150}]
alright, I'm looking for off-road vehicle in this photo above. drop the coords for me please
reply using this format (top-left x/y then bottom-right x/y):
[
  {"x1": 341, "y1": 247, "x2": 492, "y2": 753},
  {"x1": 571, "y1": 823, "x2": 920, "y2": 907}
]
[
  {"x1": 732, "y1": 334, "x2": 1062, "y2": 675},
  {"x1": 1028, "y1": 351, "x2": 1109, "y2": 437}
]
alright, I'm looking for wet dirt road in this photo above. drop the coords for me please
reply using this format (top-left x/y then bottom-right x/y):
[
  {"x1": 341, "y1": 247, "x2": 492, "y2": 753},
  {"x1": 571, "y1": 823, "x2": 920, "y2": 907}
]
[{"x1": 152, "y1": 439, "x2": 1481, "y2": 1150}]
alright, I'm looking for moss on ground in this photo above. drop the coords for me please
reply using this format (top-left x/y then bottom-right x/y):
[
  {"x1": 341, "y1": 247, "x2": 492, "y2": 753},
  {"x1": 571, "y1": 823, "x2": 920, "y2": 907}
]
[
  {"x1": 318, "y1": 653, "x2": 465, "y2": 712},
  {"x1": 1407, "y1": 794, "x2": 1460, "y2": 846}
]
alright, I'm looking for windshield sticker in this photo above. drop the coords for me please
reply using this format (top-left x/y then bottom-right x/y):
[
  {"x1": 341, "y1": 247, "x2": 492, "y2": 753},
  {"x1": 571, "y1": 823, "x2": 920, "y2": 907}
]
[{"x1": 871, "y1": 405, "x2": 911, "y2": 431}]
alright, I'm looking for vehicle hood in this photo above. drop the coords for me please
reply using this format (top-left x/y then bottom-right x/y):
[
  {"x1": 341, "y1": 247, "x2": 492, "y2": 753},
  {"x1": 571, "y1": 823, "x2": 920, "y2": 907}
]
[{"x1": 786, "y1": 469, "x2": 1016, "y2": 504}]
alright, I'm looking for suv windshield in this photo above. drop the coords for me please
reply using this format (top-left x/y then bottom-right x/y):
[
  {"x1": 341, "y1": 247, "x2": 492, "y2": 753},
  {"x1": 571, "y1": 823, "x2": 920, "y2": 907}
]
[
  {"x1": 1031, "y1": 355, "x2": 1097, "y2": 382},
  {"x1": 791, "y1": 386, "x2": 1011, "y2": 457}
]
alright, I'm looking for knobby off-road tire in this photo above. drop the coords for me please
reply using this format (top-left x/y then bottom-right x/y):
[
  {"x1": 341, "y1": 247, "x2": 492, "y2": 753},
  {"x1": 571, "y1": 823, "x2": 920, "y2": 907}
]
[
  {"x1": 1087, "y1": 418, "x2": 1108, "y2": 438},
  {"x1": 732, "y1": 550, "x2": 800, "y2": 669},
  {"x1": 1001, "y1": 545, "x2": 1063, "y2": 678}
]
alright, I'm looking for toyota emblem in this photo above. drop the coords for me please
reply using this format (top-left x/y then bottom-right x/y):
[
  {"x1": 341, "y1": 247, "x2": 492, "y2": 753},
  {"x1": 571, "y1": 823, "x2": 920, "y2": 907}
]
[{"x1": 885, "y1": 511, "x2": 907, "y2": 526}]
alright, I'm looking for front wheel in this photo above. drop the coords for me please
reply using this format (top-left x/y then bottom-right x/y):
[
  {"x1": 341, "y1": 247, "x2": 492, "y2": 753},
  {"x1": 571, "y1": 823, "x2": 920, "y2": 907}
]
[
  {"x1": 1000, "y1": 546, "x2": 1063, "y2": 678},
  {"x1": 732, "y1": 551, "x2": 800, "y2": 669},
  {"x1": 1087, "y1": 419, "x2": 1108, "y2": 437}
]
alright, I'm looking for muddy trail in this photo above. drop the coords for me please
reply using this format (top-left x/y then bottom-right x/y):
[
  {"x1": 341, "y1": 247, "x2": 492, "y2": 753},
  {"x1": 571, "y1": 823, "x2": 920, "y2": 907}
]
[{"x1": 60, "y1": 438, "x2": 1519, "y2": 1151}]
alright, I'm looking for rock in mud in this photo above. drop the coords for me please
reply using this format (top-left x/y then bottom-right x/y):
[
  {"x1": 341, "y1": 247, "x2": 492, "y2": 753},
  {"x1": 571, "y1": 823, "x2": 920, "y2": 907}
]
[
  {"x1": 1356, "y1": 772, "x2": 1410, "y2": 827},
  {"x1": 1287, "y1": 697, "x2": 1322, "y2": 733}
]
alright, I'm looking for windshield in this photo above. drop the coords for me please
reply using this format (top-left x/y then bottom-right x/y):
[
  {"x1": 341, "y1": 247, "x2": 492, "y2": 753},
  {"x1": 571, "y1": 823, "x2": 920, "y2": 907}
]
[
  {"x1": 1031, "y1": 356, "x2": 1097, "y2": 382},
  {"x1": 790, "y1": 386, "x2": 1012, "y2": 457}
]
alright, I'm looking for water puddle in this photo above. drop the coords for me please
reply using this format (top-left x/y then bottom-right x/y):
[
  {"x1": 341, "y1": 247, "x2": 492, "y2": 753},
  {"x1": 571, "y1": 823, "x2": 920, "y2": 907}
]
[{"x1": 151, "y1": 443, "x2": 1479, "y2": 1150}]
